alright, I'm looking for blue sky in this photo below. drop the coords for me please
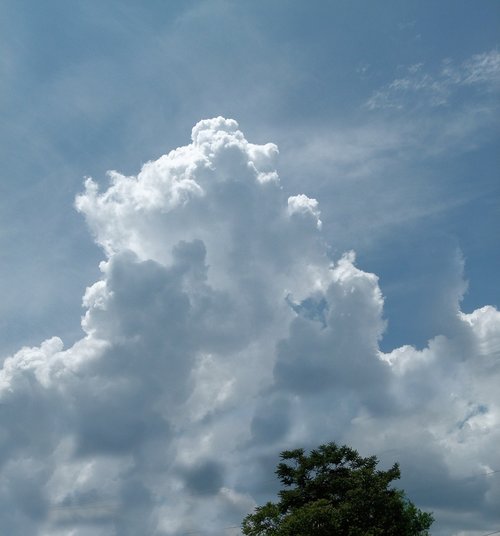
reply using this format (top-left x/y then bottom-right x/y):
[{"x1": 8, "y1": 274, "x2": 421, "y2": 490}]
[{"x1": 0, "y1": 2, "x2": 499, "y2": 535}]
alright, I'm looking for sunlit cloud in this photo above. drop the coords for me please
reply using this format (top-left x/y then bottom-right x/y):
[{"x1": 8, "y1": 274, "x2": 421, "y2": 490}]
[{"x1": 1, "y1": 118, "x2": 499, "y2": 535}]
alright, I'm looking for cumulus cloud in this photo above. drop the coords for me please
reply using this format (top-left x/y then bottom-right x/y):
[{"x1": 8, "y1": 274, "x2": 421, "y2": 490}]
[
  {"x1": 1, "y1": 118, "x2": 499, "y2": 535},
  {"x1": 287, "y1": 194, "x2": 322, "y2": 229}
]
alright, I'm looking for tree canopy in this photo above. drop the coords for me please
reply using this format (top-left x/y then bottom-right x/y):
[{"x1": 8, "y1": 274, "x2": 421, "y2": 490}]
[{"x1": 242, "y1": 442, "x2": 433, "y2": 536}]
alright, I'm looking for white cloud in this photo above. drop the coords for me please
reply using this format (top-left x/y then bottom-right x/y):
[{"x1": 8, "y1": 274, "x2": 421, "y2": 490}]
[
  {"x1": 1, "y1": 118, "x2": 499, "y2": 535},
  {"x1": 366, "y1": 49, "x2": 500, "y2": 110},
  {"x1": 287, "y1": 194, "x2": 322, "y2": 229}
]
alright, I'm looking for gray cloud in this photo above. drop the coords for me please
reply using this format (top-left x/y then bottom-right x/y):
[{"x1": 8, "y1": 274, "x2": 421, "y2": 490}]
[
  {"x1": 0, "y1": 118, "x2": 499, "y2": 535},
  {"x1": 181, "y1": 459, "x2": 225, "y2": 497}
]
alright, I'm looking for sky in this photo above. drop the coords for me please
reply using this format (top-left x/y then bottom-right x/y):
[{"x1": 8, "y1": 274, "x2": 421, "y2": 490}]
[{"x1": 0, "y1": 1, "x2": 499, "y2": 535}]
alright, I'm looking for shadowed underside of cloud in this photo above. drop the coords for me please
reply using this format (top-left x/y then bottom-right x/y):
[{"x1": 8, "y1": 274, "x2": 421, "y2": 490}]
[{"x1": 0, "y1": 117, "x2": 499, "y2": 535}]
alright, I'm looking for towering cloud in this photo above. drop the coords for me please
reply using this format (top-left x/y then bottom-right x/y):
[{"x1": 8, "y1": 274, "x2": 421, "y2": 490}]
[{"x1": 1, "y1": 118, "x2": 499, "y2": 535}]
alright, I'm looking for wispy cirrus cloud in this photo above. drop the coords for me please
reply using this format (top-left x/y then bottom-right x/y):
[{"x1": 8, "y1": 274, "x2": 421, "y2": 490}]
[{"x1": 366, "y1": 49, "x2": 500, "y2": 110}]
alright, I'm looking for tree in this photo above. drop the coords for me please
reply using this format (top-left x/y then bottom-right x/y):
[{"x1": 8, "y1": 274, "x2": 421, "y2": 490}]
[{"x1": 242, "y1": 442, "x2": 433, "y2": 536}]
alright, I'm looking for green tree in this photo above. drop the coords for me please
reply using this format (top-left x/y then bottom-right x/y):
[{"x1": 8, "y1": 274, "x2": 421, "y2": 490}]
[{"x1": 242, "y1": 442, "x2": 433, "y2": 536}]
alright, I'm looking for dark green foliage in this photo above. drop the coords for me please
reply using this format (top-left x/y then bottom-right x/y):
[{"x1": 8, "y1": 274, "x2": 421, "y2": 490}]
[{"x1": 242, "y1": 442, "x2": 433, "y2": 536}]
